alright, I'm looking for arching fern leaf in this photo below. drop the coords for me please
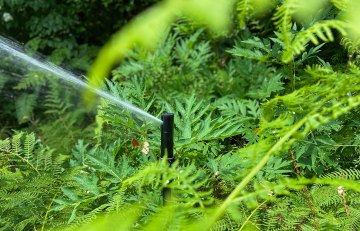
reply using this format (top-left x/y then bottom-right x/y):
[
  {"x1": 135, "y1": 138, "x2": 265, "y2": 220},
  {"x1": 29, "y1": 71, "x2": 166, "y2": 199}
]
[{"x1": 282, "y1": 20, "x2": 348, "y2": 62}]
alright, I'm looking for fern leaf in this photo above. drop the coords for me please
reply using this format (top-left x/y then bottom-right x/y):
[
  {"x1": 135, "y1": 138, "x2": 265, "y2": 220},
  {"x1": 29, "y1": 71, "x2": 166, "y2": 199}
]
[
  {"x1": 0, "y1": 138, "x2": 11, "y2": 153},
  {"x1": 11, "y1": 132, "x2": 24, "y2": 154},
  {"x1": 24, "y1": 133, "x2": 36, "y2": 162},
  {"x1": 329, "y1": 0, "x2": 353, "y2": 12},
  {"x1": 217, "y1": 99, "x2": 262, "y2": 120},
  {"x1": 272, "y1": 0, "x2": 299, "y2": 48},
  {"x1": 283, "y1": 20, "x2": 348, "y2": 62},
  {"x1": 13, "y1": 71, "x2": 46, "y2": 90},
  {"x1": 227, "y1": 46, "x2": 270, "y2": 62},
  {"x1": 341, "y1": 36, "x2": 360, "y2": 54},
  {"x1": 237, "y1": 0, "x2": 254, "y2": 29},
  {"x1": 15, "y1": 93, "x2": 37, "y2": 124},
  {"x1": 70, "y1": 140, "x2": 92, "y2": 167},
  {"x1": 61, "y1": 187, "x2": 81, "y2": 201},
  {"x1": 87, "y1": 153, "x2": 133, "y2": 183},
  {"x1": 73, "y1": 173, "x2": 101, "y2": 196}
]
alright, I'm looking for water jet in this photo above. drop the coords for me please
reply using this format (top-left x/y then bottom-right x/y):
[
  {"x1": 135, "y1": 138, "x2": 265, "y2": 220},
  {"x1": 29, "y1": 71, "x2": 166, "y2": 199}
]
[{"x1": 0, "y1": 36, "x2": 162, "y2": 125}]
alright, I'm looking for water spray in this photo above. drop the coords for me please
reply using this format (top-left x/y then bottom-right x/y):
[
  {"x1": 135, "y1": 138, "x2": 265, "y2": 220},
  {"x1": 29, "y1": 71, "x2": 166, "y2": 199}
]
[
  {"x1": 0, "y1": 36, "x2": 162, "y2": 124},
  {"x1": 161, "y1": 113, "x2": 174, "y2": 205}
]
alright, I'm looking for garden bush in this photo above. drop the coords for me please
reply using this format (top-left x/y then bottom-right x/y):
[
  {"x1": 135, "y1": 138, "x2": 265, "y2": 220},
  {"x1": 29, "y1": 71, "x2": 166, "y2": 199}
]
[{"x1": 1, "y1": 0, "x2": 360, "y2": 230}]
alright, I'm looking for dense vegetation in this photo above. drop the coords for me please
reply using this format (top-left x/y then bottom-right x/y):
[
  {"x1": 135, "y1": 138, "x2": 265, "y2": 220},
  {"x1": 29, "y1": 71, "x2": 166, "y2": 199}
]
[{"x1": 1, "y1": 0, "x2": 360, "y2": 230}]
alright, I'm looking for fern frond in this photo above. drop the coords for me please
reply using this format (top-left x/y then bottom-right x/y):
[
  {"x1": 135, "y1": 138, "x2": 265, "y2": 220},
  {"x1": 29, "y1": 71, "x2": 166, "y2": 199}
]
[
  {"x1": 123, "y1": 158, "x2": 213, "y2": 207},
  {"x1": 0, "y1": 138, "x2": 11, "y2": 153},
  {"x1": 11, "y1": 132, "x2": 24, "y2": 155},
  {"x1": 283, "y1": 20, "x2": 348, "y2": 62},
  {"x1": 63, "y1": 203, "x2": 111, "y2": 230},
  {"x1": 329, "y1": 0, "x2": 353, "y2": 12},
  {"x1": 227, "y1": 36, "x2": 273, "y2": 63},
  {"x1": 15, "y1": 93, "x2": 37, "y2": 124},
  {"x1": 340, "y1": 36, "x2": 360, "y2": 54},
  {"x1": 13, "y1": 71, "x2": 46, "y2": 90},
  {"x1": 24, "y1": 133, "x2": 36, "y2": 162},
  {"x1": 217, "y1": 99, "x2": 261, "y2": 120},
  {"x1": 272, "y1": 0, "x2": 299, "y2": 48},
  {"x1": 325, "y1": 169, "x2": 360, "y2": 180},
  {"x1": 237, "y1": 0, "x2": 254, "y2": 29}
]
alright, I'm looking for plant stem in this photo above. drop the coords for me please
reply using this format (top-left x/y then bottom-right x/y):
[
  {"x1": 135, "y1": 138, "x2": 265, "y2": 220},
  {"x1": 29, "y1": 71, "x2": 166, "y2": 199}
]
[
  {"x1": 289, "y1": 62, "x2": 295, "y2": 91},
  {"x1": 41, "y1": 182, "x2": 64, "y2": 231},
  {"x1": 207, "y1": 117, "x2": 307, "y2": 229},
  {"x1": 238, "y1": 200, "x2": 268, "y2": 231}
]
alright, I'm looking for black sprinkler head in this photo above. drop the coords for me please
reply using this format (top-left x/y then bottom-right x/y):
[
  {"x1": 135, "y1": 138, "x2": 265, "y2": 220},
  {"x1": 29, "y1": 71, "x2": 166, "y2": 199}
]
[
  {"x1": 161, "y1": 113, "x2": 174, "y2": 205},
  {"x1": 161, "y1": 113, "x2": 174, "y2": 165}
]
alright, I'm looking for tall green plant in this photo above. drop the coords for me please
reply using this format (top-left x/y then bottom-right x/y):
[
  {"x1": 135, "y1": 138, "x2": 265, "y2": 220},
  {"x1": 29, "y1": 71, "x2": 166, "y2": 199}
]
[{"x1": 2, "y1": 0, "x2": 360, "y2": 230}]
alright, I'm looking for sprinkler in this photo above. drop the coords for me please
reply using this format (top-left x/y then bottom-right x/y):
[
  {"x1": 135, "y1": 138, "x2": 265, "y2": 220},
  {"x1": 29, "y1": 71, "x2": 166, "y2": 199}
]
[{"x1": 161, "y1": 113, "x2": 174, "y2": 205}]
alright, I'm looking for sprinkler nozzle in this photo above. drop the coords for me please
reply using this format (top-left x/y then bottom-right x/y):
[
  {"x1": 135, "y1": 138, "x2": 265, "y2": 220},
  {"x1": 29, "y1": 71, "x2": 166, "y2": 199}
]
[
  {"x1": 161, "y1": 113, "x2": 174, "y2": 164},
  {"x1": 161, "y1": 113, "x2": 174, "y2": 205}
]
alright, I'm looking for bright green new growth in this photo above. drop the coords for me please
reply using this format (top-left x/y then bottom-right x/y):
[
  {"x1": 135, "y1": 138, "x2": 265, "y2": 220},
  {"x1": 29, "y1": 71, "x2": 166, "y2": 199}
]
[
  {"x1": 85, "y1": 0, "x2": 235, "y2": 102},
  {"x1": 2, "y1": 0, "x2": 360, "y2": 230}
]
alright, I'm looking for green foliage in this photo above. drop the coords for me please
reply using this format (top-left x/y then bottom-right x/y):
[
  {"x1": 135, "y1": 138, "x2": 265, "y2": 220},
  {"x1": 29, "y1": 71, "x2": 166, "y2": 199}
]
[
  {"x1": 282, "y1": 20, "x2": 348, "y2": 62},
  {"x1": 0, "y1": 0, "x2": 159, "y2": 137},
  {"x1": 341, "y1": 37, "x2": 360, "y2": 56},
  {"x1": 86, "y1": 0, "x2": 235, "y2": 102},
  {"x1": 161, "y1": 95, "x2": 246, "y2": 148},
  {"x1": 3, "y1": 0, "x2": 360, "y2": 231},
  {"x1": 0, "y1": 0, "x2": 158, "y2": 64},
  {"x1": 0, "y1": 131, "x2": 77, "y2": 230},
  {"x1": 14, "y1": 93, "x2": 37, "y2": 124},
  {"x1": 112, "y1": 29, "x2": 218, "y2": 99},
  {"x1": 236, "y1": 0, "x2": 254, "y2": 29}
]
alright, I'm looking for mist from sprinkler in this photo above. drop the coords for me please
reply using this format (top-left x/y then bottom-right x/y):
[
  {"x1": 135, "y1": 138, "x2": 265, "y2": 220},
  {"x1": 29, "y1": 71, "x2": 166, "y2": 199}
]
[{"x1": 0, "y1": 36, "x2": 162, "y2": 125}]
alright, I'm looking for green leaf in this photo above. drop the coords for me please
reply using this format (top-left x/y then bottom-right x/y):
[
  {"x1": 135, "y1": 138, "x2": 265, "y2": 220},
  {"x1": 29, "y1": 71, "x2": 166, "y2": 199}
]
[
  {"x1": 61, "y1": 187, "x2": 80, "y2": 201},
  {"x1": 206, "y1": 156, "x2": 218, "y2": 174},
  {"x1": 73, "y1": 173, "x2": 101, "y2": 195},
  {"x1": 315, "y1": 135, "x2": 336, "y2": 146},
  {"x1": 25, "y1": 36, "x2": 41, "y2": 52},
  {"x1": 71, "y1": 140, "x2": 95, "y2": 167},
  {"x1": 15, "y1": 93, "x2": 37, "y2": 125},
  {"x1": 67, "y1": 203, "x2": 79, "y2": 224},
  {"x1": 52, "y1": 199, "x2": 73, "y2": 206}
]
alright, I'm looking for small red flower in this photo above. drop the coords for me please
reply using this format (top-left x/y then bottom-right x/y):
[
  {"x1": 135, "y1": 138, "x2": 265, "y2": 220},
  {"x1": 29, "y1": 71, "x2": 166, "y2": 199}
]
[{"x1": 254, "y1": 129, "x2": 260, "y2": 134}]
